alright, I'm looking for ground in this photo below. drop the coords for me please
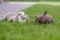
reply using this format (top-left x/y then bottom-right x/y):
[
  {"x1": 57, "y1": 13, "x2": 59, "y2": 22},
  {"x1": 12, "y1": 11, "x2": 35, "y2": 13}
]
[
  {"x1": 0, "y1": 2, "x2": 60, "y2": 40},
  {"x1": 0, "y1": 2, "x2": 35, "y2": 20},
  {"x1": 5, "y1": 0, "x2": 60, "y2": 2}
]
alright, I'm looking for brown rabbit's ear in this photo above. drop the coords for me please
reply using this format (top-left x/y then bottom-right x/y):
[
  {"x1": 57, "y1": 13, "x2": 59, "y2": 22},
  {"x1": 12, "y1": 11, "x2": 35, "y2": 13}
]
[
  {"x1": 43, "y1": 11, "x2": 47, "y2": 15},
  {"x1": 42, "y1": 11, "x2": 47, "y2": 17}
]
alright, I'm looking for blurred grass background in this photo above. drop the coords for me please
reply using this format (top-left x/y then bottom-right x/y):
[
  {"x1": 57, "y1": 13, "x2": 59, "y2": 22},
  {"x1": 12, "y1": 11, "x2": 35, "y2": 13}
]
[
  {"x1": 5, "y1": 0, "x2": 60, "y2": 2},
  {"x1": 0, "y1": 4, "x2": 60, "y2": 40}
]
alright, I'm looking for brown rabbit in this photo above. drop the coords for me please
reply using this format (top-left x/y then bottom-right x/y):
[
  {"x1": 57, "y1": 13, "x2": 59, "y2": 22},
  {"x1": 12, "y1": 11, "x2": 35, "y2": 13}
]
[{"x1": 35, "y1": 11, "x2": 54, "y2": 24}]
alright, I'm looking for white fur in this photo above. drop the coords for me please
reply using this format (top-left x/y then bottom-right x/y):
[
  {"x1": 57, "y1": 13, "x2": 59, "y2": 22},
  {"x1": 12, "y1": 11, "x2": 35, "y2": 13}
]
[
  {"x1": 5, "y1": 12, "x2": 17, "y2": 22},
  {"x1": 5, "y1": 12, "x2": 29, "y2": 22},
  {"x1": 17, "y1": 12, "x2": 29, "y2": 22}
]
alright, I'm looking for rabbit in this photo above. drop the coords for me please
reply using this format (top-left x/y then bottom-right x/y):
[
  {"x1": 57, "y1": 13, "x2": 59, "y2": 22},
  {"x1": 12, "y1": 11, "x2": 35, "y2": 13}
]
[
  {"x1": 5, "y1": 12, "x2": 29, "y2": 22},
  {"x1": 35, "y1": 11, "x2": 54, "y2": 24}
]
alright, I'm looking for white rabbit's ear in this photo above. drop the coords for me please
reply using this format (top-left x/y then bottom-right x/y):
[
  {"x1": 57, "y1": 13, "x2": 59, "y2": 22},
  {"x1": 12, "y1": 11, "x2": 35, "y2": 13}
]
[{"x1": 16, "y1": 12, "x2": 21, "y2": 15}]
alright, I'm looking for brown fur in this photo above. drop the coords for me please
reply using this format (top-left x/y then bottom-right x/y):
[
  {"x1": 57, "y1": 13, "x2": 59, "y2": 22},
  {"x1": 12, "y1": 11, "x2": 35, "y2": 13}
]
[{"x1": 35, "y1": 11, "x2": 54, "y2": 24}]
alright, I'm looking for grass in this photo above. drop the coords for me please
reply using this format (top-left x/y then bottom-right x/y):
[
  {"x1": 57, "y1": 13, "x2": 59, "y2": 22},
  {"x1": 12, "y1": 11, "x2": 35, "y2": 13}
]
[
  {"x1": 5, "y1": 0, "x2": 60, "y2": 2},
  {"x1": 0, "y1": 4, "x2": 60, "y2": 40}
]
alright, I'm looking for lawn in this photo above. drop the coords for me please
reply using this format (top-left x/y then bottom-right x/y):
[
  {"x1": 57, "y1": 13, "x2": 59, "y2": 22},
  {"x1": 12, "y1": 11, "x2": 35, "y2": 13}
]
[
  {"x1": 0, "y1": 4, "x2": 60, "y2": 40},
  {"x1": 5, "y1": 0, "x2": 60, "y2": 2}
]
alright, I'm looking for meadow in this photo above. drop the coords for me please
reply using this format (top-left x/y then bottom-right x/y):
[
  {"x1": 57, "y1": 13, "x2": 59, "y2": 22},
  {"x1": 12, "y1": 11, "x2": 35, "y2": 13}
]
[
  {"x1": 0, "y1": 4, "x2": 60, "y2": 40},
  {"x1": 6, "y1": 0, "x2": 60, "y2": 2}
]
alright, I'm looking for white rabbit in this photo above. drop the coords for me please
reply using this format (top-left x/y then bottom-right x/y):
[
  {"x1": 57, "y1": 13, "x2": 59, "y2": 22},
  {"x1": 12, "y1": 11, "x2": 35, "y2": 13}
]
[{"x1": 5, "y1": 12, "x2": 29, "y2": 22}]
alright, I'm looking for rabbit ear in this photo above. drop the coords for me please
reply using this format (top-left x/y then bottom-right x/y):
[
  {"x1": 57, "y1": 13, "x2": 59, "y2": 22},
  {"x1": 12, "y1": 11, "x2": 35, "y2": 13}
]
[
  {"x1": 44, "y1": 11, "x2": 47, "y2": 13},
  {"x1": 42, "y1": 11, "x2": 47, "y2": 16}
]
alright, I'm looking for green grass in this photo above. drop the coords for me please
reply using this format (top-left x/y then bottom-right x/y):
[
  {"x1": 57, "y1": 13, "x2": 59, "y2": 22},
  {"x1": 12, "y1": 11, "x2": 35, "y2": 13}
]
[
  {"x1": 5, "y1": 0, "x2": 60, "y2": 2},
  {"x1": 0, "y1": 4, "x2": 60, "y2": 40},
  {"x1": 6, "y1": 0, "x2": 60, "y2": 2}
]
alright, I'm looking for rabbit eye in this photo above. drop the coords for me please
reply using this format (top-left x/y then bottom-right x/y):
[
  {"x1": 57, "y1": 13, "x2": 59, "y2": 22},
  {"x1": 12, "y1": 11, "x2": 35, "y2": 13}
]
[
  {"x1": 23, "y1": 17, "x2": 25, "y2": 20},
  {"x1": 18, "y1": 13, "x2": 22, "y2": 15}
]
